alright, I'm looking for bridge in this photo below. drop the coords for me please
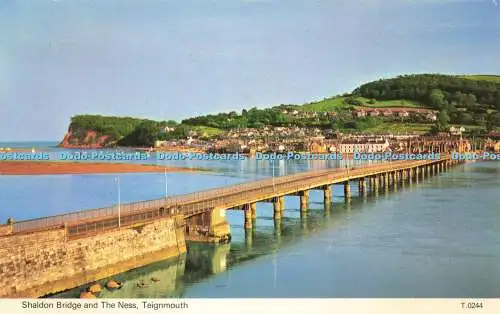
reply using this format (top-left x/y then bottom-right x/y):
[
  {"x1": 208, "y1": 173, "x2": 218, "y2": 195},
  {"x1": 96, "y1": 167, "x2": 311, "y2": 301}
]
[{"x1": 1, "y1": 156, "x2": 462, "y2": 243}]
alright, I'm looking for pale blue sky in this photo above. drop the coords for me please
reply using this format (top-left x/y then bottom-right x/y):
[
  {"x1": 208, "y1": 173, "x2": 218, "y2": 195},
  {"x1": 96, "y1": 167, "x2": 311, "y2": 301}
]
[{"x1": 1, "y1": 0, "x2": 499, "y2": 141}]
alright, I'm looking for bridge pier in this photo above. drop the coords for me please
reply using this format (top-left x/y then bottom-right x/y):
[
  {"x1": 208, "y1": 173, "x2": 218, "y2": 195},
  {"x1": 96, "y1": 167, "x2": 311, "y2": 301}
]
[
  {"x1": 323, "y1": 185, "x2": 332, "y2": 204},
  {"x1": 384, "y1": 173, "x2": 389, "y2": 194},
  {"x1": 185, "y1": 208, "x2": 231, "y2": 243},
  {"x1": 250, "y1": 202, "x2": 257, "y2": 220},
  {"x1": 373, "y1": 176, "x2": 380, "y2": 197},
  {"x1": 244, "y1": 208, "x2": 252, "y2": 229},
  {"x1": 273, "y1": 197, "x2": 283, "y2": 219},
  {"x1": 343, "y1": 181, "x2": 351, "y2": 199},
  {"x1": 372, "y1": 175, "x2": 379, "y2": 191},
  {"x1": 300, "y1": 190, "x2": 310, "y2": 212},
  {"x1": 359, "y1": 178, "x2": 367, "y2": 197}
]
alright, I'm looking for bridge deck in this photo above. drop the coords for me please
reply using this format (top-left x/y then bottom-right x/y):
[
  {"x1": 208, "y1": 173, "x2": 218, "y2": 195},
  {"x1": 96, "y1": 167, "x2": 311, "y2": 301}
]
[{"x1": 8, "y1": 158, "x2": 449, "y2": 236}]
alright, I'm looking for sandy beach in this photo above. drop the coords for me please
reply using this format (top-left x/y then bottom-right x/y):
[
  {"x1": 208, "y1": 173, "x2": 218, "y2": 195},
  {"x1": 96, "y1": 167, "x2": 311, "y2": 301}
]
[{"x1": 0, "y1": 161, "x2": 200, "y2": 175}]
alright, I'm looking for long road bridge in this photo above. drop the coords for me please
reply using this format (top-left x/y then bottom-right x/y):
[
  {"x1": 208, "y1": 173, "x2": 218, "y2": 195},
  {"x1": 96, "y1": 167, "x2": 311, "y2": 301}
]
[{"x1": 2, "y1": 156, "x2": 462, "y2": 243}]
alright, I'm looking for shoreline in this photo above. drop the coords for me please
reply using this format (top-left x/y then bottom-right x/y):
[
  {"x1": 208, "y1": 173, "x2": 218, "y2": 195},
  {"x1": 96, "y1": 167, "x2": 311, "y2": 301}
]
[{"x1": 0, "y1": 161, "x2": 203, "y2": 175}]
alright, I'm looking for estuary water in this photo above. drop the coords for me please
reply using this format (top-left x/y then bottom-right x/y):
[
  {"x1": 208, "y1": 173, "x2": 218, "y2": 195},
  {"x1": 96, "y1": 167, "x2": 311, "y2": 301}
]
[{"x1": 0, "y1": 142, "x2": 499, "y2": 298}]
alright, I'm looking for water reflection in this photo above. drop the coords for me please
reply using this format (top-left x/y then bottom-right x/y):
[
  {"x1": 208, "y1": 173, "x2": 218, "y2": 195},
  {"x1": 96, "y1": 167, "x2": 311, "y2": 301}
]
[{"x1": 52, "y1": 256, "x2": 187, "y2": 298}]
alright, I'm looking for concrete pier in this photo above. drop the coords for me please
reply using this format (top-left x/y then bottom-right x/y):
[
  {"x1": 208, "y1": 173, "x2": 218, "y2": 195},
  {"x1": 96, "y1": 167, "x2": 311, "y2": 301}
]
[
  {"x1": 300, "y1": 190, "x2": 309, "y2": 212},
  {"x1": 344, "y1": 181, "x2": 351, "y2": 199},
  {"x1": 323, "y1": 185, "x2": 332, "y2": 204},
  {"x1": 273, "y1": 197, "x2": 282, "y2": 219},
  {"x1": 373, "y1": 175, "x2": 379, "y2": 191},
  {"x1": 359, "y1": 178, "x2": 367, "y2": 197},
  {"x1": 250, "y1": 202, "x2": 257, "y2": 219},
  {"x1": 244, "y1": 209, "x2": 252, "y2": 229}
]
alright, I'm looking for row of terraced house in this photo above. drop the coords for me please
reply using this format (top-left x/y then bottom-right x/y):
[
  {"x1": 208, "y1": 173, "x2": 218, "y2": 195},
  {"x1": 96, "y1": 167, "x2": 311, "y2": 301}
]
[{"x1": 352, "y1": 107, "x2": 437, "y2": 121}]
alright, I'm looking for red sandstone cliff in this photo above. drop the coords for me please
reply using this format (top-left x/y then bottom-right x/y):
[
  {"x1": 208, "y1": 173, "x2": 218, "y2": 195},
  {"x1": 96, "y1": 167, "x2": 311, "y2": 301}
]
[{"x1": 59, "y1": 129, "x2": 112, "y2": 148}]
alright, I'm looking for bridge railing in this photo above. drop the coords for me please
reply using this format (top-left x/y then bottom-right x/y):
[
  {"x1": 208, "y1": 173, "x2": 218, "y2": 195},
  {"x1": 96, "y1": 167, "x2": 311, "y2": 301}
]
[{"x1": 66, "y1": 205, "x2": 174, "y2": 238}]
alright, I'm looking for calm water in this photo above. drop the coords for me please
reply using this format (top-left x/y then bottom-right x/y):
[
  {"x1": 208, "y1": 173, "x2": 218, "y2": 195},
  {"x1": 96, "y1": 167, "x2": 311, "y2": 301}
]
[{"x1": 1, "y1": 142, "x2": 499, "y2": 298}]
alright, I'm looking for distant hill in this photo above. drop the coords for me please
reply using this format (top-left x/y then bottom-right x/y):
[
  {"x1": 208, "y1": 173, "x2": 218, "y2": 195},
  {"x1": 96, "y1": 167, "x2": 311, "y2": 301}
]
[{"x1": 354, "y1": 74, "x2": 500, "y2": 110}]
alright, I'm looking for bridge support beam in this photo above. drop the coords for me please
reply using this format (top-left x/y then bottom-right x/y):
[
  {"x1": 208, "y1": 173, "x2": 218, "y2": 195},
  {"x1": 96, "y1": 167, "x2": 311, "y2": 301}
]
[
  {"x1": 244, "y1": 208, "x2": 252, "y2": 229},
  {"x1": 359, "y1": 178, "x2": 367, "y2": 197},
  {"x1": 300, "y1": 190, "x2": 309, "y2": 212},
  {"x1": 273, "y1": 197, "x2": 283, "y2": 219},
  {"x1": 250, "y1": 202, "x2": 257, "y2": 220},
  {"x1": 344, "y1": 181, "x2": 351, "y2": 199},
  {"x1": 372, "y1": 175, "x2": 379, "y2": 191},
  {"x1": 185, "y1": 208, "x2": 231, "y2": 243},
  {"x1": 323, "y1": 185, "x2": 332, "y2": 204}
]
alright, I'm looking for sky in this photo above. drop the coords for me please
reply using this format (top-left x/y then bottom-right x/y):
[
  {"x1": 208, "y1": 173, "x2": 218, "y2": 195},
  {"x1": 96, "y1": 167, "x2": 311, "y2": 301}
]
[{"x1": 0, "y1": 0, "x2": 499, "y2": 141}]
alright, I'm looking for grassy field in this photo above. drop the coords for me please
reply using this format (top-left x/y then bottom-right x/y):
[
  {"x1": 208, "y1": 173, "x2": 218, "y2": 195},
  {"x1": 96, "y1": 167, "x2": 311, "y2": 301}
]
[
  {"x1": 190, "y1": 126, "x2": 222, "y2": 137},
  {"x1": 459, "y1": 75, "x2": 500, "y2": 83},
  {"x1": 360, "y1": 99, "x2": 423, "y2": 108},
  {"x1": 301, "y1": 96, "x2": 425, "y2": 112},
  {"x1": 300, "y1": 97, "x2": 350, "y2": 112}
]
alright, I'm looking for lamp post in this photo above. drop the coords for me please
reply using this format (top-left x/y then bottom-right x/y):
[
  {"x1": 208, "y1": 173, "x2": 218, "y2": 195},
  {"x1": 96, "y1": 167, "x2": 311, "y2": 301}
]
[
  {"x1": 271, "y1": 159, "x2": 275, "y2": 191},
  {"x1": 115, "y1": 176, "x2": 121, "y2": 228},
  {"x1": 164, "y1": 168, "x2": 168, "y2": 199}
]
